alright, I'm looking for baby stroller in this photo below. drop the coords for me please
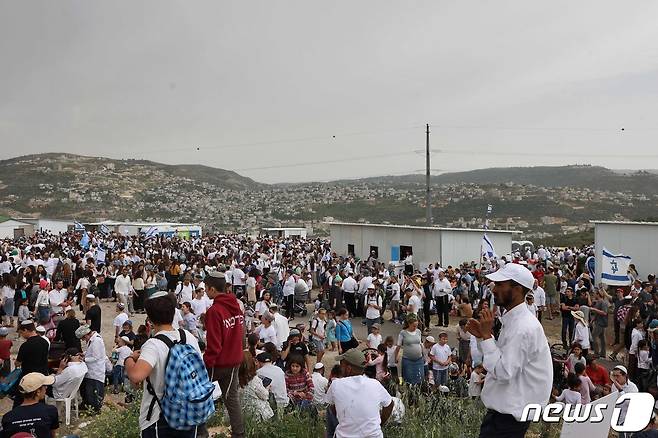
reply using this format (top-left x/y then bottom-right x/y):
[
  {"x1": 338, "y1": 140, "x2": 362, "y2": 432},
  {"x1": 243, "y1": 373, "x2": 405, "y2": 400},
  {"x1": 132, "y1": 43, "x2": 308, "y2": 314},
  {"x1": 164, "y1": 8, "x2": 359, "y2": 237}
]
[
  {"x1": 292, "y1": 282, "x2": 309, "y2": 317},
  {"x1": 550, "y1": 343, "x2": 568, "y2": 391}
]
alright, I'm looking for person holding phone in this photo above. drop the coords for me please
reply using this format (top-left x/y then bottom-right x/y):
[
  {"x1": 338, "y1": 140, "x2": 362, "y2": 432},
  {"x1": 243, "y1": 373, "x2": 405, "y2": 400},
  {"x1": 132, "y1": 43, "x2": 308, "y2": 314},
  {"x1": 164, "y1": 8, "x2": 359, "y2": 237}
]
[
  {"x1": 51, "y1": 348, "x2": 88, "y2": 399},
  {"x1": 238, "y1": 351, "x2": 274, "y2": 422},
  {"x1": 255, "y1": 352, "x2": 289, "y2": 412}
]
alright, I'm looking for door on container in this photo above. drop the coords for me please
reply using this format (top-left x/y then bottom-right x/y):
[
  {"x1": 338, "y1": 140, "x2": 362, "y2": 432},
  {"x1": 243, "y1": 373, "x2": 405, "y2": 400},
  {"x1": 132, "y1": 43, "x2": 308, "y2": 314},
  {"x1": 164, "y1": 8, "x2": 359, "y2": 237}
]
[
  {"x1": 400, "y1": 245, "x2": 413, "y2": 274},
  {"x1": 348, "y1": 244, "x2": 355, "y2": 257},
  {"x1": 13, "y1": 228, "x2": 24, "y2": 239}
]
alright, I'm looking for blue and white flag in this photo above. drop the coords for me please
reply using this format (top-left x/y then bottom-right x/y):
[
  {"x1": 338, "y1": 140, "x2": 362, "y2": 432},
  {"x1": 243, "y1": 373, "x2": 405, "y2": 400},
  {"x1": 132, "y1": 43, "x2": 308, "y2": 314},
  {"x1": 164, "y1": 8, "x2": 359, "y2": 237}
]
[
  {"x1": 586, "y1": 256, "x2": 596, "y2": 280},
  {"x1": 142, "y1": 226, "x2": 159, "y2": 240},
  {"x1": 481, "y1": 233, "x2": 497, "y2": 259},
  {"x1": 601, "y1": 248, "x2": 632, "y2": 286},
  {"x1": 80, "y1": 231, "x2": 90, "y2": 249},
  {"x1": 99, "y1": 223, "x2": 110, "y2": 235},
  {"x1": 74, "y1": 221, "x2": 86, "y2": 232}
]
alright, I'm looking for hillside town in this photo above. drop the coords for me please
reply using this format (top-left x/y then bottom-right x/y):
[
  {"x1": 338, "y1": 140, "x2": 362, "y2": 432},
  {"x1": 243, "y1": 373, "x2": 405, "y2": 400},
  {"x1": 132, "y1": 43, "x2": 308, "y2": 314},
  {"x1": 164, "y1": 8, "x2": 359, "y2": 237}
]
[{"x1": 1, "y1": 155, "x2": 656, "y2": 241}]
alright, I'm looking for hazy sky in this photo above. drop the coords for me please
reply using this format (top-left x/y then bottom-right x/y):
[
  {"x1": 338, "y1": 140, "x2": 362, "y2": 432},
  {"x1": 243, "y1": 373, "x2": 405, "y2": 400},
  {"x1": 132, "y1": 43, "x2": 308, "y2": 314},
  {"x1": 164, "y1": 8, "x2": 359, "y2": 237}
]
[{"x1": 2, "y1": 1, "x2": 658, "y2": 183}]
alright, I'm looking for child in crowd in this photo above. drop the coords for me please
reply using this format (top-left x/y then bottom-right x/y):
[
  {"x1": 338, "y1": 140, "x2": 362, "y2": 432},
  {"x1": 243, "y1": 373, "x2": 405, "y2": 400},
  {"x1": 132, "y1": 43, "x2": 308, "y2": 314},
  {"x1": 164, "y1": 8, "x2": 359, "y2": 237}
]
[
  {"x1": 284, "y1": 354, "x2": 314, "y2": 409},
  {"x1": 565, "y1": 343, "x2": 585, "y2": 374},
  {"x1": 118, "y1": 320, "x2": 136, "y2": 343},
  {"x1": 17, "y1": 298, "x2": 31, "y2": 327},
  {"x1": 325, "y1": 310, "x2": 337, "y2": 352},
  {"x1": 181, "y1": 301, "x2": 199, "y2": 337},
  {"x1": 133, "y1": 324, "x2": 149, "y2": 350},
  {"x1": 384, "y1": 336, "x2": 398, "y2": 381},
  {"x1": 430, "y1": 332, "x2": 452, "y2": 387},
  {"x1": 574, "y1": 362, "x2": 595, "y2": 404},
  {"x1": 468, "y1": 364, "x2": 485, "y2": 399},
  {"x1": 0, "y1": 327, "x2": 12, "y2": 377},
  {"x1": 112, "y1": 336, "x2": 133, "y2": 394},
  {"x1": 555, "y1": 372, "x2": 582, "y2": 405},
  {"x1": 367, "y1": 323, "x2": 382, "y2": 349},
  {"x1": 366, "y1": 343, "x2": 390, "y2": 383},
  {"x1": 637, "y1": 339, "x2": 652, "y2": 391}
]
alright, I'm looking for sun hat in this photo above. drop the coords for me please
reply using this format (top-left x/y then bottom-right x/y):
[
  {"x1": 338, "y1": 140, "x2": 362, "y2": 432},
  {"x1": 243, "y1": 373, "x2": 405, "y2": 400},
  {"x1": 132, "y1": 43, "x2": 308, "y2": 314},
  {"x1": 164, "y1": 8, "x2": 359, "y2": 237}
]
[
  {"x1": 75, "y1": 325, "x2": 91, "y2": 339},
  {"x1": 336, "y1": 348, "x2": 367, "y2": 368},
  {"x1": 571, "y1": 310, "x2": 587, "y2": 325},
  {"x1": 485, "y1": 263, "x2": 534, "y2": 290},
  {"x1": 19, "y1": 372, "x2": 55, "y2": 393}
]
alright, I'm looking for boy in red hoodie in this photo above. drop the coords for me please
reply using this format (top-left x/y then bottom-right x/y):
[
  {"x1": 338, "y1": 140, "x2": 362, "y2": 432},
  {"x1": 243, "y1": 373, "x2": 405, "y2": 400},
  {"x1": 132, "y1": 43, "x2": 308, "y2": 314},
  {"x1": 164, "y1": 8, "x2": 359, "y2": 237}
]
[{"x1": 204, "y1": 271, "x2": 245, "y2": 438}]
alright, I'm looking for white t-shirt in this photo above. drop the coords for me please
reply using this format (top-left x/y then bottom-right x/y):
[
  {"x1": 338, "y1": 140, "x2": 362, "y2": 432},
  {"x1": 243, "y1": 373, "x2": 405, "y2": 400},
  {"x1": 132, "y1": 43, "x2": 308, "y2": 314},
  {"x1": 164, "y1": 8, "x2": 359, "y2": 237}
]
[
  {"x1": 312, "y1": 372, "x2": 328, "y2": 405},
  {"x1": 113, "y1": 312, "x2": 129, "y2": 331},
  {"x1": 326, "y1": 375, "x2": 393, "y2": 438},
  {"x1": 138, "y1": 329, "x2": 200, "y2": 431},
  {"x1": 390, "y1": 283, "x2": 400, "y2": 301},
  {"x1": 114, "y1": 345, "x2": 132, "y2": 367},
  {"x1": 365, "y1": 294, "x2": 382, "y2": 320},
  {"x1": 258, "y1": 324, "x2": 278, "y2": 346},
  {"x1": 311, "y1": 318, "x2": 326, "y2": 341},
  {"x1": 429, "y1": 343, "x2": 452, "y2": 371},
  {"x1": 191, "y1": 298, "x2": 208, "y2": 316},
  {"x1": 367, "y1": 333, "x2": 383, "y2": 349},
  {"x1": 172, "y1": 308, "x2": 184, "y2": 330},
  {"x1": 468, "y1": 371, "x2": 484, "y2": 397},
  {"x1": 408, "y1": 295, "x2": 422, "y2": 315}
]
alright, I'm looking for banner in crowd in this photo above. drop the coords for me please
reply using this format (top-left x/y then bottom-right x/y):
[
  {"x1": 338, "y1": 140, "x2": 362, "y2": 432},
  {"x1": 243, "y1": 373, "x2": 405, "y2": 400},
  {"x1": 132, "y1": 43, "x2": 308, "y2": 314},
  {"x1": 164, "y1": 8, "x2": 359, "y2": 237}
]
[
  {"x1": 600, "y1": 247, "x2": 632, "y2": 286},
  {"x1": 481, "y1": 233, "x2": 497, "y2": 259}
]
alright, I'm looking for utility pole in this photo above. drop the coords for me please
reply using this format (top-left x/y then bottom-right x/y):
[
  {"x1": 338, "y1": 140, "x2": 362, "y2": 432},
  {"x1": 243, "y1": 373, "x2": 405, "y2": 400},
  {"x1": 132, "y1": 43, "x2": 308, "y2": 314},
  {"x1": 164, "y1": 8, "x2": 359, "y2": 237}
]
[{"x1": 425, "y1": 123, "x2": 432, "y2": 225}]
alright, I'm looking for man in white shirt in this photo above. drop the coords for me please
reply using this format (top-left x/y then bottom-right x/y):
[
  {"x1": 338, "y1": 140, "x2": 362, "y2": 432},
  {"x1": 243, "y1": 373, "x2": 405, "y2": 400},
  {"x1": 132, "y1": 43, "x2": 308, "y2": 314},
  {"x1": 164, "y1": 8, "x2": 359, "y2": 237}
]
[
  {"x1": 432, "y1": 271, "x2": 452, "y2": 327},
  {"x1": 531, "y1": 280, "x2": 546, "y2": 321},
  {"x1": 52, "y1": 348, "x2": 88, "y2": 399},
  {"x1": 311, "y1": 362, "x2": 328, "y2": 406},
  {"x1": 466, "y1": 263, "x2": 552, "y2": 438},
  {"x1": 282, "y1": 270, "x2": 296, "y2": 319},
  {"x1": 75, "y1": 325, "x2": 107, "y2": 412},
  {"x1": 113, "y1": 303, "x2": 129, "y2": 338},
  {"x1": 342, "y1": 272, "x2": 358, "y2": 317},
  {"x1": 269, "y1": 305, "x2": 289, "y2": 350},
  {"x1": 610, "y1": 364, "x2": 639, "y2": 428},
  {"x1": 114, "y1": 267, "x2": 133, "y2": 308},
  {"x1": 326, "y1": 348, "x2": 393, "y2": 438},
  {"x1": 175, "y1": 276, "x2": 195, "y2": 304},
  {"x1": 49, "y1": 280, "x2": 70, "y2": 315},
  {"x1": 255, "y1": 352, "x2": 289, "y2": 411},
  {"x1": 125, "y1": 291, "x2": 202, "y2": 437}
]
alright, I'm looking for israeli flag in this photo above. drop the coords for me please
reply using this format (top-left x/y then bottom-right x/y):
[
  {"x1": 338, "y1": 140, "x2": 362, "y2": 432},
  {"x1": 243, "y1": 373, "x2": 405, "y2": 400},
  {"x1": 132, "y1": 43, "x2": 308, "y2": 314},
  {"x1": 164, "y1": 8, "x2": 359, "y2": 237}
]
[
  {"x1": 142, "y1": 226, "x2": 159, "y2": 240},
  {"x1": 601, "y1": 248, "x2": 632, "y2": 286},
  {"x1": 74, "y1": 221, "x2": 86, "y2": 232},
  {"x1": 481, "y1": 233, "x2": 497, "y2": 259},
  {"x1": 99, "y1": 224, "x2": 110, "y2": 235},
  {"x1": 80, "y1": 231, "x2": 90, "y2": 249}
]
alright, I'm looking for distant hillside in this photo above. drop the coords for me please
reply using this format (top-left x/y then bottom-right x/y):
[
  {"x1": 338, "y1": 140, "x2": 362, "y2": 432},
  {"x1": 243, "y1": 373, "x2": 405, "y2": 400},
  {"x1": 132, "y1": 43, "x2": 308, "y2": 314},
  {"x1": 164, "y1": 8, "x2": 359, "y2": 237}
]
[
  {"x1": 345, "y1": 165, "x2": 658, "y2": 195},
  {"x1": 0, "y1": 153, "x2": 262, "y2": 221}
]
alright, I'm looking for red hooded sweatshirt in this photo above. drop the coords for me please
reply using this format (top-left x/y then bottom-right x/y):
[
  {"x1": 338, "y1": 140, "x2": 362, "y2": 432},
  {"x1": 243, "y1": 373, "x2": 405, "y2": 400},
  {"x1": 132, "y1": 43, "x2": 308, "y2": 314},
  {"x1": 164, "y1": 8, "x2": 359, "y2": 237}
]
[{"x1": 204, "y1": 293, "x2": 245, "y2": 369}]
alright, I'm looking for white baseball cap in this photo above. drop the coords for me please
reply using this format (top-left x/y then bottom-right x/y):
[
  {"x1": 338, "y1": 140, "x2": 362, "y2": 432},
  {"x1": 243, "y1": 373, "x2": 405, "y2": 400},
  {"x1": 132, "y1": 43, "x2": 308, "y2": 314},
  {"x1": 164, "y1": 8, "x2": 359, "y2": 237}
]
[{"x1": 485, "y1": 263, "x2": 535, "y2": 290}]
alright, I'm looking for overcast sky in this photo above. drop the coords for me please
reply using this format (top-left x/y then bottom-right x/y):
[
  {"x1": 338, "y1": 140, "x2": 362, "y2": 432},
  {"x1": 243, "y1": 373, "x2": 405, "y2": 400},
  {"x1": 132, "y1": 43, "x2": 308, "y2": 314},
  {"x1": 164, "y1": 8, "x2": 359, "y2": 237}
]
[{"x1": 2, "y1": 1, "x2": 658, "y2": 183}]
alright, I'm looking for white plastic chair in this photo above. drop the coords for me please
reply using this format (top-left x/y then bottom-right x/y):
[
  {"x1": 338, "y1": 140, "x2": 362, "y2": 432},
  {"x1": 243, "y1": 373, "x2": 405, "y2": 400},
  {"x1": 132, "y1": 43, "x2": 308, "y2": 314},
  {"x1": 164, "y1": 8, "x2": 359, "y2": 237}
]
[{"x1": 46, "y1": 374, "x2": 85, "y2": 426}]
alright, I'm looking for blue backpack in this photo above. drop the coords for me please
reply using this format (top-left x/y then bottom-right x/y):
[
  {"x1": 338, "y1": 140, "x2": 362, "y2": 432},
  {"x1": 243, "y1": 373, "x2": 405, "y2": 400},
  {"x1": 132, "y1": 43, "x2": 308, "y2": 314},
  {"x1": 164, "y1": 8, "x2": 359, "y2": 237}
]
[{"x1": 146, "y1": 329, "x2": 215, "y2": 430}]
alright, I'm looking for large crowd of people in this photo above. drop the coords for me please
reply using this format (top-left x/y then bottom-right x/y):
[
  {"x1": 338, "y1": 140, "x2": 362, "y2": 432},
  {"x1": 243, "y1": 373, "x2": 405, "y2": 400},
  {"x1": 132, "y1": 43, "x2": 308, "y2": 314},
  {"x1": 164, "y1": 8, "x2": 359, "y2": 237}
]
[{"x1": 0, "y1": 230, "x2": 656, "y2": 437}]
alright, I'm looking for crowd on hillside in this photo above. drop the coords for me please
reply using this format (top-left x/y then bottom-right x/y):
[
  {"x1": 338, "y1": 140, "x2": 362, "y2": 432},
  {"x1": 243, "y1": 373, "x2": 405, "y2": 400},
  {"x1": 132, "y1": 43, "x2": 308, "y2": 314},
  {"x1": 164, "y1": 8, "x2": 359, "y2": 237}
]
[{"x1": 0, "y1": 231, "x2": 656, "y2": 437}]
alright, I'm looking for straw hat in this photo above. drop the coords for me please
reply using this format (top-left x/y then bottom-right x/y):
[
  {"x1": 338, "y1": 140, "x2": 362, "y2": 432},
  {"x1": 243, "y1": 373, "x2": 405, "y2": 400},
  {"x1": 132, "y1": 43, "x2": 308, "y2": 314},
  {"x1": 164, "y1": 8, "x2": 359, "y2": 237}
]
[{"x1": 571, "y1": 310, "x2": 587, "y2": 325}]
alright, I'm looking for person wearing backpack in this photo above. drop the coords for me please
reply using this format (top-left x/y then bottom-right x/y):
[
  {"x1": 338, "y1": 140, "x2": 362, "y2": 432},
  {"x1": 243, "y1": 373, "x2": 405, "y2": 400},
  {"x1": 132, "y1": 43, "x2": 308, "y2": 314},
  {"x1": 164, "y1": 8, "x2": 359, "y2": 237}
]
[
  {"x1": 126, "y1": 291, "x2": 213, "y2": 437},
  {"x1": 204, "y1": 271, "x2": 245, "y2": 438}
]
